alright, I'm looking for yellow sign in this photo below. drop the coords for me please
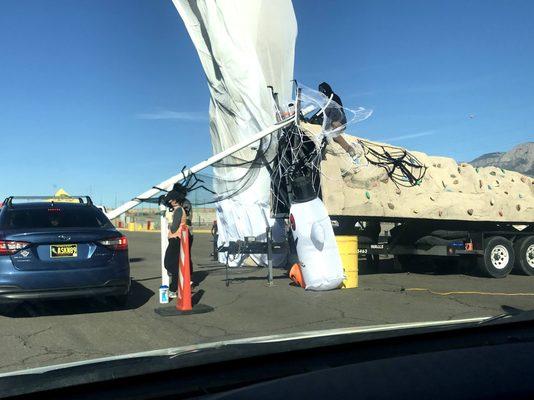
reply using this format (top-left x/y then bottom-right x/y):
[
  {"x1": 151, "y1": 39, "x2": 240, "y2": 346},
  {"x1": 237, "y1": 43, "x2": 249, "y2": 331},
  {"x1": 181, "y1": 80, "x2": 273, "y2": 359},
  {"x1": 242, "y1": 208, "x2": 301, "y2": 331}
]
[{"x1": 46, "y1": 189, "x2": 80, "y2": 203}]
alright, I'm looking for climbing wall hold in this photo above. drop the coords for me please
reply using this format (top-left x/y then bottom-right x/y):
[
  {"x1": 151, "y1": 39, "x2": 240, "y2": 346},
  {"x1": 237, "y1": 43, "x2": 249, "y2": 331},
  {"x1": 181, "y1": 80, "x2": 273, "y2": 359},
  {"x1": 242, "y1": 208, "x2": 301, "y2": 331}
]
[
  {"x1": 365, "y1": 191, "x2": 371, "y2": 200},
  {"x1": 387, "y1": 202, "x2": 395, "y2": 210},
  {"x1": 395, "y1": 188, "x2": 402, "y2": 195},
  {"x1": 467, "y1": 209, "x2": 474, "y2": 216},
  {"x1": 490, "y1": 198, "x2": 495, "y2": 206},
  {"x1": 453, "y1": 179, "x2": 459, "y2": 185},
  {"x1": 516, "y1": 204, "x2": 521, "y2": 211}
]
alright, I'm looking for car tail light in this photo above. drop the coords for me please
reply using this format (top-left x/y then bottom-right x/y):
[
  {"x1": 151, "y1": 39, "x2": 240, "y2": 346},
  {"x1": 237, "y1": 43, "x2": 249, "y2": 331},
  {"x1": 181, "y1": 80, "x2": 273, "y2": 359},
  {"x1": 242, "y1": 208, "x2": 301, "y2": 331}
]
[
  {"x1": 0, "y1": 240, "x2": 30, "y2": 255},
  {"x1": 98, "y1": 236, "x2": 128, "y2": 251}
]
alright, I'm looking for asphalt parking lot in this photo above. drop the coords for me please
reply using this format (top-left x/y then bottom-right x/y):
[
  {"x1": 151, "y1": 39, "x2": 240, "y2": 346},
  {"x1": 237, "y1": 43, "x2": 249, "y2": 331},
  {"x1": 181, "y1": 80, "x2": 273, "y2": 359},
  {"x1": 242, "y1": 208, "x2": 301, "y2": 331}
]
[{"x1": 1, "y1": 231, "x2": 534, "y2": 374}]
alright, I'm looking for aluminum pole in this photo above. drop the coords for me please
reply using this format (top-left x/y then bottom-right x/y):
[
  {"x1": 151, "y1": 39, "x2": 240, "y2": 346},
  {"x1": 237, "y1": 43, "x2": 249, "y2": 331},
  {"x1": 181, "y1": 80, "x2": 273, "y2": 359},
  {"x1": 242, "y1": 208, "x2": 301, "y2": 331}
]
[{"x1": 106, "y1": 118, "x2": 293, "y2": 220}]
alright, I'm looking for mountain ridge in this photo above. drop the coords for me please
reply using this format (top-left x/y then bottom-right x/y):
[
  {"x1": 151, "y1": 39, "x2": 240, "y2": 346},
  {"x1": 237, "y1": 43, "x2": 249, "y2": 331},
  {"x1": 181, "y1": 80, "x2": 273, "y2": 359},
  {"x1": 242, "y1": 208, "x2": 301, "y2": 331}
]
[{"x1": 470, "y1": 142, "x2": 534, "y2": 177}]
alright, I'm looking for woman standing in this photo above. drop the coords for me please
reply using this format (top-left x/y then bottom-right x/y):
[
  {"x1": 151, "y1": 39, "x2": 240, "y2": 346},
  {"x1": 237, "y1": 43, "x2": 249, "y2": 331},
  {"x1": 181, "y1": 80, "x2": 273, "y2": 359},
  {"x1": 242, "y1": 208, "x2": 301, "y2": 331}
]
[{"x1": 163, "y1": 191, "x2": 187, "y2": 298}]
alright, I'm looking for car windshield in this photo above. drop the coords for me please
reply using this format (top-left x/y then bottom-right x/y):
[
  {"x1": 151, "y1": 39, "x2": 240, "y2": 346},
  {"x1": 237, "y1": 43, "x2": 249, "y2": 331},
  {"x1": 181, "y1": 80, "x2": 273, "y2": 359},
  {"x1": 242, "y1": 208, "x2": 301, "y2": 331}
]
[
  {"x1": 1, "y1": 207, "x2": 110, "y2": 229},
  {"x1": 0, "y1": 0, "x2": 533, "y2": 394}
]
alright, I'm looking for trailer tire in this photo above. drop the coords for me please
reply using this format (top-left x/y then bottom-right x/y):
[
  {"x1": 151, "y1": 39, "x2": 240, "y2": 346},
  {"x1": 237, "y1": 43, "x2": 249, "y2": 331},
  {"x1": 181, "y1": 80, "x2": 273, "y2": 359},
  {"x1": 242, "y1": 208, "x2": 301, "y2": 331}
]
[
  {"x1": 513, "y1": 236, "x2": 534, "y2": 276},
  {"x1": 477, "y1": 236, "x2": 515, "y2": 278}
]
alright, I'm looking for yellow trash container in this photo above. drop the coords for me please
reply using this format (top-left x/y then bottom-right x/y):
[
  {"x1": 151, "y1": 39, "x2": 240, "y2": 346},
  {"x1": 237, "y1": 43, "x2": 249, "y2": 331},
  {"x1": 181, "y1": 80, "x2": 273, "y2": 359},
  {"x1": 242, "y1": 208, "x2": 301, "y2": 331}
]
[
  {"x1": 336, "y1": 236, "x2": 358, "y2": 288},
  {"x1": 128, "y1": 222, "x2": 135, "y2": 231}
]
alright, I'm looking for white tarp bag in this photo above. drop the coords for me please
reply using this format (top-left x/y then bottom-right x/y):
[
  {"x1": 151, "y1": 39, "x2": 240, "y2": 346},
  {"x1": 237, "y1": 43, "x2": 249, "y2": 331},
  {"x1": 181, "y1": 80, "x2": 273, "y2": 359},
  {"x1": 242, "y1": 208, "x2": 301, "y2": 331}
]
[
  {"x1": 173, "y1": 0, "x2": 297, "y2": 267},
  {"x1": 290, "y1": 198, "x2": 344, "y2": 290}
]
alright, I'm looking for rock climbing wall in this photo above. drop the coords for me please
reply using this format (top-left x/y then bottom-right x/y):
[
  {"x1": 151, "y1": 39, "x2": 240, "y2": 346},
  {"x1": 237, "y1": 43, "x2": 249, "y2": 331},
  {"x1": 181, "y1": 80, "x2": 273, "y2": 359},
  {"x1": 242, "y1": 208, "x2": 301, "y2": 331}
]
[{"x1": 314, "y1": 127, "x2": 534, "y2": 222}]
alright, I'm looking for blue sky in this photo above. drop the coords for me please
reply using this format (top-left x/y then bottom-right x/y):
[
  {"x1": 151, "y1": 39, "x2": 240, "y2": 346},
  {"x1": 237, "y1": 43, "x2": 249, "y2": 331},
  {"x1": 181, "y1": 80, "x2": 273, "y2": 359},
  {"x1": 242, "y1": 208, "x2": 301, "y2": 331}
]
[{"x1": 1, "y1": 0, "x2": 533, "y2": 206}]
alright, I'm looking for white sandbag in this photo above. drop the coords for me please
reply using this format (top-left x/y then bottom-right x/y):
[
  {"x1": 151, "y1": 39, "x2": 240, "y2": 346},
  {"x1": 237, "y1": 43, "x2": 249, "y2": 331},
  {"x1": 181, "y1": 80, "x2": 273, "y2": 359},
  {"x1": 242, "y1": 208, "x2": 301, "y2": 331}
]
[{"x1": 289, "y1": 198, "x2": 344, "y2": 291}]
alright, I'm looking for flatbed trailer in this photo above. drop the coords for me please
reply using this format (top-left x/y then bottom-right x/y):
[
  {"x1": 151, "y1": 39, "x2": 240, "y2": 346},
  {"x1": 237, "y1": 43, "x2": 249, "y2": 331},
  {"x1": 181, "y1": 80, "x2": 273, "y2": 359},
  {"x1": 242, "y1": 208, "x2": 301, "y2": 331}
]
[{"x1": 330, "y1": 215, "x2": 534, "y2": 278}]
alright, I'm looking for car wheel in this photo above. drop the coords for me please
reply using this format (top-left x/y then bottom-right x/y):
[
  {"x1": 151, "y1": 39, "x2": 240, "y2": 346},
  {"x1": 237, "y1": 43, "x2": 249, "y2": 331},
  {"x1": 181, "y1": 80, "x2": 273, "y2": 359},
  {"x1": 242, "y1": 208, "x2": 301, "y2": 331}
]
[
  {"x1": 513, "y1": 236, "x2": 534, "y2": 276},
  {"x1": 477, "y1": 236, "x2": 515, "y2": 278}
]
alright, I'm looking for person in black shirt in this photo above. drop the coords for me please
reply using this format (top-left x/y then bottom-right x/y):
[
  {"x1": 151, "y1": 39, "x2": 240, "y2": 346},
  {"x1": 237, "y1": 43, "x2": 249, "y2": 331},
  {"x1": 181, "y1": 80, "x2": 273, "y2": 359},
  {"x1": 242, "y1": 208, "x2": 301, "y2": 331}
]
[
  {"x1": 163, "y1": 191, "x2": 195, "y2": 297},
  {"x1": 318, "y1": 82, "x2": 358, "y2": 158}
]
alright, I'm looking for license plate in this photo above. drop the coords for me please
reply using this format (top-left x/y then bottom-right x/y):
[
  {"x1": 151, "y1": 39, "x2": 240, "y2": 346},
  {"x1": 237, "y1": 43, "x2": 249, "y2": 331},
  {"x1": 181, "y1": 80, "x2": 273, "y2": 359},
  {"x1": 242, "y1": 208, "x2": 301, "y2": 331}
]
[{"x1": 50, "y1": 244, "x2": 78, "y2": 258}]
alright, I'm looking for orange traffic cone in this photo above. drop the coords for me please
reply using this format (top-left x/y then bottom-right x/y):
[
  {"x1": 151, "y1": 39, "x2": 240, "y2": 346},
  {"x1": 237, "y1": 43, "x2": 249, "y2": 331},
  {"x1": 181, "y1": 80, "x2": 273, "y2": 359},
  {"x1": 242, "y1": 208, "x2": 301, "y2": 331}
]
[
  {"x1": 289, "y1": 263, "x2": 305, "y2": 288},
  {"x1": 154, "y1": 224, "x2": 213, "y2": 317},
  {"x1": 177, "y1": 225, "x2": 192, "y2": 312}
]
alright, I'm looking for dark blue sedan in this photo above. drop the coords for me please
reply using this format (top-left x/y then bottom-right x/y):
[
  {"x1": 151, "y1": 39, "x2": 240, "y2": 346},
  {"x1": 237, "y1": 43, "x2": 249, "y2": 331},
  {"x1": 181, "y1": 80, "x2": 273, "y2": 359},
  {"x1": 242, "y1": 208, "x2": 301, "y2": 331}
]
[{"x1": 0, "y1": 196, "x2": 130, "y2": 306}]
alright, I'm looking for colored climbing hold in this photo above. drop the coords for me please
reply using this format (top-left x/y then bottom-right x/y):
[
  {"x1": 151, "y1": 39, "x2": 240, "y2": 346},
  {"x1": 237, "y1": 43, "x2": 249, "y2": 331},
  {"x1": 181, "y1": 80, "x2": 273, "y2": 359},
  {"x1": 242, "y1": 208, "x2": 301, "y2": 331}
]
[
  {"x1": 429, "y1": 195, "x2": 435, "y2": 201},
  {"x1": 479, "y1": 180, "x2": 483, "y2": 189},
  {"x1": 490, "y1": 198, "x2": 495, "y2": 206},
  {"x1": 490, "y1": 171, "x2": 496, "y2": 176},
  {"x1": 387, "y1": 202, "x2": 395, "y2": 210},
  {"x1": 499, "y1": 210, "x2": 504, "y2": 217},
  {"x1": 487, "y1": 185, "x2": 492, "y2": 190},
  {"x1": 365, "y1": 191, "x2": 371, "y2": 200},
  {"x1": 476, "y1": 167, "x2": 479, "y2": 173},
  {"x1": 467, "y1": 209, "x2": 474, "y2": 216},
  {"x1": 453, "y1": 179, "x2": 459, "y2": 185},
  {"x1": 438, "y1": 210, "x2": 443, "y2": 217},
  {"x1": 516, "y1": 204, "x2": 521, "y2": 211}
]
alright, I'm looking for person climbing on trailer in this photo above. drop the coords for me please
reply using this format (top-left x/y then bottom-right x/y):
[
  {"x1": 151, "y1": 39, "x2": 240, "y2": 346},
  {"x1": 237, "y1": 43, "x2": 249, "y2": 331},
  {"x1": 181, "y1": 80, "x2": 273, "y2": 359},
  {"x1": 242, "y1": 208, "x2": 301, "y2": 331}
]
[{"x1": 317, "y1": 82, "x2": 359, "y2": 160}]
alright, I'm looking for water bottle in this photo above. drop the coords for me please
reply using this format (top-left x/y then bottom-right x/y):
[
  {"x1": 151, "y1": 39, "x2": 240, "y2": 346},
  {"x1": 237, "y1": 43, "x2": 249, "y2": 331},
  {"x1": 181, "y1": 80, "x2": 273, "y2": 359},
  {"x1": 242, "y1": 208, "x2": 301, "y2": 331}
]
[{"x1": 159, "y1": 285, "x2": 169, "y2": 304}]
